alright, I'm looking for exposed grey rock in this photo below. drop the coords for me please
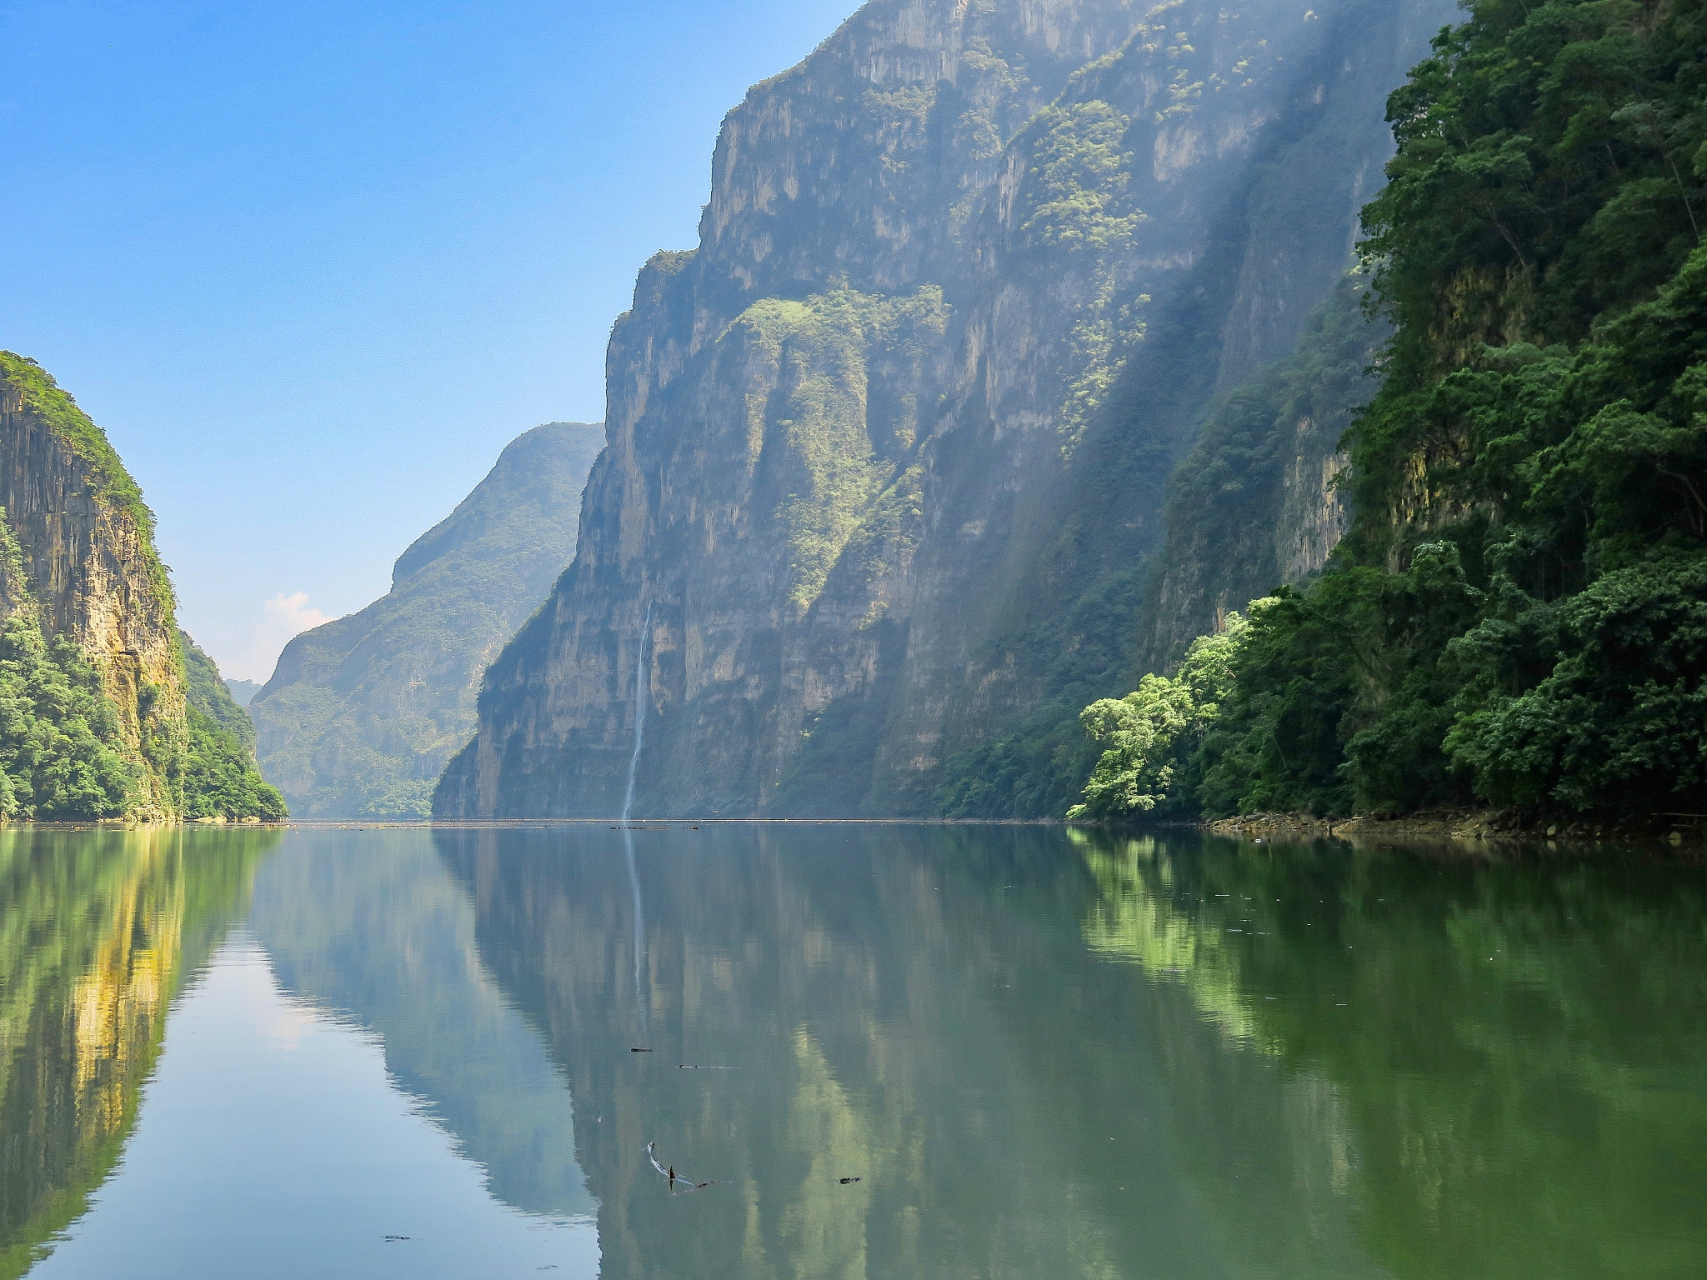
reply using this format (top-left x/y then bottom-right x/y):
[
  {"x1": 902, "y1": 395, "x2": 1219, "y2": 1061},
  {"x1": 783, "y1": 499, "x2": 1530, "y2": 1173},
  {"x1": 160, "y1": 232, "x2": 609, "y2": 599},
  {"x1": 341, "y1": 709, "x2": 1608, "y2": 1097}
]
[{"x1": 438, "y1": 0, "x2": 1458, "y2": 820}]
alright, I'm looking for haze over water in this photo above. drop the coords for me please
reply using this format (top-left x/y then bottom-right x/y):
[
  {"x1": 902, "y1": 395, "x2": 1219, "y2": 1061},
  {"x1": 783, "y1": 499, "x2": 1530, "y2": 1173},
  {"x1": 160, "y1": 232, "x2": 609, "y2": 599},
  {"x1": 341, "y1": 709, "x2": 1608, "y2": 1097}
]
[{"x1": 1, "y1": 825, "x2": 1703, "y2": 1279}]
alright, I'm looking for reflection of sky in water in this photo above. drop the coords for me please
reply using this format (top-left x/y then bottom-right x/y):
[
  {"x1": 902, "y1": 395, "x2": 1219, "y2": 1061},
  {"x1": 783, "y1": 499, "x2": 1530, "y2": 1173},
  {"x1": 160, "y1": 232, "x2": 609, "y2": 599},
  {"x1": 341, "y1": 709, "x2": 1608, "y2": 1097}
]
[
  {"x1": 31, "y1": 936, "x2": 599, "y2": 1280},
  {"x1": 245, "y1": 838, "x2": 597, "y2": 1223}
]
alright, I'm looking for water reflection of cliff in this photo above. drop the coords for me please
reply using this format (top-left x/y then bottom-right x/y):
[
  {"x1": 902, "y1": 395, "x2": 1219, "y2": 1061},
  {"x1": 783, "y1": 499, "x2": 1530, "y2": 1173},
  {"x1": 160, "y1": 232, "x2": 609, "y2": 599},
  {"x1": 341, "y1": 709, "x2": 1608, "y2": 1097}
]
[
  {"x1": 435, "y1": 825, "x2": 1381, "y2": 1280},
  {"x1": 1078, "y1": 832, "x2": 1707, "y2": 1280},
  {"x1": 0, "y1": 828, "x2": 276, "y2": 1279},
  {"x1": 246, "y1": 830, "x2": 595, "y2": 1222}
]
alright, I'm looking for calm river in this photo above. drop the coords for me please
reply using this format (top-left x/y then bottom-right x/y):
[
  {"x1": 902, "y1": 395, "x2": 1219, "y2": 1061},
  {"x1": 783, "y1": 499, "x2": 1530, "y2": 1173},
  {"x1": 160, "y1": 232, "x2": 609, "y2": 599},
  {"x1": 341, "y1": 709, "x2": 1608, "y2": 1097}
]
[{"x1": 1, "y1": 824, "x2": 1702, "y2": 1279}]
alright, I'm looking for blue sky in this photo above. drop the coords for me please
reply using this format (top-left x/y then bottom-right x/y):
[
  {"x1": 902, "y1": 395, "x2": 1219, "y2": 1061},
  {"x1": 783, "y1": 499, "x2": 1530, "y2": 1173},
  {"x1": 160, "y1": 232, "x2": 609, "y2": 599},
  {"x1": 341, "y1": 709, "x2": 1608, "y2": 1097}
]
[{"x1": 0, "y1": 0, "x2": 855, "y2": 679}]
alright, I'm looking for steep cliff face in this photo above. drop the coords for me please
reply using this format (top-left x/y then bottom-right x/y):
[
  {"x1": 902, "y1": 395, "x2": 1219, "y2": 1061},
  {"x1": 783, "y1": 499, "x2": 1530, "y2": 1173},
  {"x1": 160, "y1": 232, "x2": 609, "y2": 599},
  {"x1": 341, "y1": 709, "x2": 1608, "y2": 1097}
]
[
  {"x1": 1136, "y1": 277, "x2": 1382, "y2": 670},
  {"x1": 253, "y1": 424, "x2": 602, "y2": 819},
  {"x1": 439, "y1": 0, "x2": 1458, "y2": 819},
  {"x1": 0, "y1": 356, "x2": 189, "y2": 819}
]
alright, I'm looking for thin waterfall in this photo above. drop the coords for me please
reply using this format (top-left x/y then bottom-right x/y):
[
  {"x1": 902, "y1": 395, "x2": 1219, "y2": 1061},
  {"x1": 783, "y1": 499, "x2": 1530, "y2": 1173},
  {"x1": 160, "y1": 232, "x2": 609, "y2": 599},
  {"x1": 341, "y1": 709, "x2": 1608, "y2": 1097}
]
[
  {"x1": 622, "y1": 602, "x2": 652, "y2": 1037},
  {"x1": 622, "y1": 601, "x2": 653, "y2": 823}
]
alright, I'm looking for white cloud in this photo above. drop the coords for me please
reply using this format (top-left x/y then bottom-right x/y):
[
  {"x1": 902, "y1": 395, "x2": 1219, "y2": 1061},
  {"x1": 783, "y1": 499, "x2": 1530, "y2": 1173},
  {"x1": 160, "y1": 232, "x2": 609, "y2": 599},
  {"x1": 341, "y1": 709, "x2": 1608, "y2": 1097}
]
[{"x1": 227, "y1": 592, "x2": 333, "y2": 684}]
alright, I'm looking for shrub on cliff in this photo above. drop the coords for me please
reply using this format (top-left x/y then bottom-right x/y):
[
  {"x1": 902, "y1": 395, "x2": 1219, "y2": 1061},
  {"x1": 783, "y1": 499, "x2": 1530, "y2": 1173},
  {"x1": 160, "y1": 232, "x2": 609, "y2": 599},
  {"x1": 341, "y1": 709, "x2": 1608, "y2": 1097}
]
[{"x1": 1069, "y1": 614, "x2": 1246, "y2": 820}]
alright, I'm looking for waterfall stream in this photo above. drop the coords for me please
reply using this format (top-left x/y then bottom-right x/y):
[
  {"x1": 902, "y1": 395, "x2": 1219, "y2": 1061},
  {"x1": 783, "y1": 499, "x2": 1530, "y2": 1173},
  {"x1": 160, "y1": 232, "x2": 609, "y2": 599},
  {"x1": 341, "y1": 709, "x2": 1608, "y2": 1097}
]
[
  {"x1": 622, "y1": 602, "x2": 652, "y2": 1036},
  {"x1": 621, "y1": 601, "x2": 652, "y2": 825}
]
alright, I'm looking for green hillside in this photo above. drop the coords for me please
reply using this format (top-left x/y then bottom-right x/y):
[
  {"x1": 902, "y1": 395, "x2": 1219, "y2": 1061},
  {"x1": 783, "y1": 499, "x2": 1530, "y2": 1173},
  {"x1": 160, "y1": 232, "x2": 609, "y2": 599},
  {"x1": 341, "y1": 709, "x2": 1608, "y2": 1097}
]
[{"x1": 250, "y1": 424, "x2": 603, "y2": 819}]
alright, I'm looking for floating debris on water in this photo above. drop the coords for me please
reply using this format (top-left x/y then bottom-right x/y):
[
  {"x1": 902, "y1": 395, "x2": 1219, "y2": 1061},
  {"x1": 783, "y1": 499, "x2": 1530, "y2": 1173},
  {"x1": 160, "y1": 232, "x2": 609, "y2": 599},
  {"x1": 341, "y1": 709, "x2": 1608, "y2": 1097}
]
[
  {"x1": 647, "y1": 1141, "x2": 720, "y2": 1192},
  {"x1": 839, "y1": 1177, "x2": 862, "y2": 1185}
]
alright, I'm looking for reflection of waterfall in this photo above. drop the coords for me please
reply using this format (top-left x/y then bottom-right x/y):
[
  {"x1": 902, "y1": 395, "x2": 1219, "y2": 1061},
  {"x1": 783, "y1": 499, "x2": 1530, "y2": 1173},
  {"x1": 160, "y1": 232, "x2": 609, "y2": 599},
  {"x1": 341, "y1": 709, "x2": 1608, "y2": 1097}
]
[{"x1": 622, "y1": 604, "x2": 652, "y2": 1036}]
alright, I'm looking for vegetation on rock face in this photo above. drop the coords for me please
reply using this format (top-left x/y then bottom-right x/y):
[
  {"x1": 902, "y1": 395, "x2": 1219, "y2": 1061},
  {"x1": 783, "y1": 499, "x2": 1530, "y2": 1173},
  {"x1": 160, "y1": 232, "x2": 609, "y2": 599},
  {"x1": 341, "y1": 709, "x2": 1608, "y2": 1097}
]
[
  {"x1": 1021, "y1": 102, "x2": 1143, "y2": 252},
  {"x1": 1077, "y1": 0, "x2": 1707, "y2": 823},
  {"x1": 178, "y1": 632, "x2": 285, "y2": 821},
  {"x1": 0, "y1": 354, "x2": 174, "y2": 613},
  {"x1": 730, "y1": 286, "x2": 948, "y2": 613},
  {"x1": 0, "y1": 514, "x2": 131, "y2": 821},
  {"x1": 0, "y1": 353, "x2": 283, "y2": 823},
  {"x1": 0, "y1": 615, "x2": 135, "y2": 821},
  {"x1": 1136, "y1": 277, "x2": 1384, "y2": 670}
]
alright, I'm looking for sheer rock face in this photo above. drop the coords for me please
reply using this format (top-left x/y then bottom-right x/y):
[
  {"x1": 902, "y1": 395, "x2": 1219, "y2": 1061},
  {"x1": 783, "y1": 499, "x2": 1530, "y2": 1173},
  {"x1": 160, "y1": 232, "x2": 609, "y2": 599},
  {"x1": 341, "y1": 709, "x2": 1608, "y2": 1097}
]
[
  {"x1": 253, "y1": 424, "x2": 603, "y2": 819},
  {"x1": 1135, "y1": 279, "x2": 1383, "y2": 672},
  {"x1": 0, "y1": 357, "x2": 188, "y2": 819},
  {"x1": 438, "y1": 0, "x2": 1458, "y2": 819}
]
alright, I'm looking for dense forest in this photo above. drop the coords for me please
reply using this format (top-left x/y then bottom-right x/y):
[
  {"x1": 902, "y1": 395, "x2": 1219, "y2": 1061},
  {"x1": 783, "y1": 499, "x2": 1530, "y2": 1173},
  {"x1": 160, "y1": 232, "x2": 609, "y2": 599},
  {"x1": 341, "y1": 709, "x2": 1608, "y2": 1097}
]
[
  {"x1": 0, "y1": 589, "x2": 282, "y2": 822},
  {"x1": 1075, "y1": 0, "x2": 1707, "y2": 824}
]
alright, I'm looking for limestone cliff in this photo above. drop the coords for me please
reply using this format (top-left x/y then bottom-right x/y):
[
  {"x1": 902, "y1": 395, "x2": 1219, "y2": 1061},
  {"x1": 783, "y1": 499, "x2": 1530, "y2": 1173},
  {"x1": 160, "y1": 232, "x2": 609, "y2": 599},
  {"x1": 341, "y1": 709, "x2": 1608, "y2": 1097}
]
[
  {"x1": 438, "y1": 0, "x2": 1458, "y2": 820},
  {"x1": 0, "y1": 354, "x2": 266, "y2": 821},
  {"x1": 253, "y1": 424, "x2": 603, "y2": 819},
  {"x1": 1136, "y1": 276, "x2": 1384, "y2": 670}
]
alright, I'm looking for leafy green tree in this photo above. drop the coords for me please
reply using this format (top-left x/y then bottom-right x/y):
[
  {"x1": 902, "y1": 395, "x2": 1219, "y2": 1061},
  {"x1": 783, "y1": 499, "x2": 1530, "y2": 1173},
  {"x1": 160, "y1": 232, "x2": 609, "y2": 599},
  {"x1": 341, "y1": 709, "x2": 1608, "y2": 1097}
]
[{"x1": 1070, "y1": 614, "x2": 1247, "y2": 819}]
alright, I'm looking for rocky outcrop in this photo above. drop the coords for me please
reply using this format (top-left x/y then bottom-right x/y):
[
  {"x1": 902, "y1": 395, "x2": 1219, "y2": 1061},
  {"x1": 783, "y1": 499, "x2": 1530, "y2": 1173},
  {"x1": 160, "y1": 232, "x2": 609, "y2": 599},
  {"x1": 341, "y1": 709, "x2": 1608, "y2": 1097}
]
[
  {"x1": 253, "y1": 424, "x2": 603, "y2": 819},
  {"x1": 439, "y1": 0, "x2": 1458, "y2": 820},
  {"x1": 0, "y1": 355, "x2": 191, "y2": 819}
]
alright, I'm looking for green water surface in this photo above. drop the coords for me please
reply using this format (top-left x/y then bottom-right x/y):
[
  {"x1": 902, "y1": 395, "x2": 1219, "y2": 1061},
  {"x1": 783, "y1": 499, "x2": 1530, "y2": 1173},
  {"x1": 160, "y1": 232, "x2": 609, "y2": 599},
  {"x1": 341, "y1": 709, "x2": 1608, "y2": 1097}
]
[{"x1": 0, "y1": 824, "x2": 1701, "y2": 1278}]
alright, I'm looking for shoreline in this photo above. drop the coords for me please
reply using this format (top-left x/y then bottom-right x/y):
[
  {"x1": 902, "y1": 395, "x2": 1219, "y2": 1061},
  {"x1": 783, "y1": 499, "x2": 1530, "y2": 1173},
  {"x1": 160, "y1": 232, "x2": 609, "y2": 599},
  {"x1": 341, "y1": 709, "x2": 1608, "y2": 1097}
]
[{"x1": 1203, "y1": 809, "x2": 1707, "y2": 851}]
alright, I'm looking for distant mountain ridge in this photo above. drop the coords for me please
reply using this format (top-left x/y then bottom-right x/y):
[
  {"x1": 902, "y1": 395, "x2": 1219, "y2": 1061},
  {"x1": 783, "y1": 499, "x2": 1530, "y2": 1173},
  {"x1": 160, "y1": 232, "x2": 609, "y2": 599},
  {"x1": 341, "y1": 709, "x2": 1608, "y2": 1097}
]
[
  {"x1": 224, "y1": 679, "x2": 261, "y2": 707},
  {"x1": 251, "y1": 423, "x2": 604, "y2": 819}
]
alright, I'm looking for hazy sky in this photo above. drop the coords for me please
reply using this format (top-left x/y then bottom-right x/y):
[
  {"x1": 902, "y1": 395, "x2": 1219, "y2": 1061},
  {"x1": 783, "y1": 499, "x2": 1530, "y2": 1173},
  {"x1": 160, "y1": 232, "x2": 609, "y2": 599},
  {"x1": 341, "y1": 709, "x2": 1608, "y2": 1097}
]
[{"x1": 0, "y1": 0, "x2": 855, "y2": 680}]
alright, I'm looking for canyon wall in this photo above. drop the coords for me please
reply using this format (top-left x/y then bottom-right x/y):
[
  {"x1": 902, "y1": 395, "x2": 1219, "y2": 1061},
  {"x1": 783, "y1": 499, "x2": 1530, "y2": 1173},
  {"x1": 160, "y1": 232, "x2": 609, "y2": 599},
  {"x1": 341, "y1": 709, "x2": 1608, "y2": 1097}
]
[
  {"x1": 439, "y1": 0, "x2": 1459, "y2": 819},
  {"x1": 0, "y1": 355, "x2": 189, "y2": 819},
  {"x1": 1135, "y1": 275, "x2": 1382, "y2": 670}
]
